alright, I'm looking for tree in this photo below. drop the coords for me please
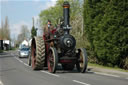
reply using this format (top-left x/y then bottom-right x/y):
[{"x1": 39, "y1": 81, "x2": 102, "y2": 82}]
[
  {"x1": 4, "y1": 16, "x2": 10, "y2": 40},
  {"x1": 0, "y1": 16, "x2": 10, "y2": 40},
  {"x1": 31, "y1": 17, "x2": 37, "y2": 38},
  {"x1": 84, "y1": 0, "x2": 128, "y2": 69},
  {"x1": 16, "y1": 24, "x2": 30, "y2": 46},
  {"x1": 21, "y1": 25, "x2": 29, "y2": 40},
  {"x1": 31, "y1": 26, "x2": 37, "y2": 38},
  {"x1": 1, "y1": 20, "x2": 4, "y2": 40},
  {"x1": 39, "y1": 0, "x2": 83, "y2": 29}
]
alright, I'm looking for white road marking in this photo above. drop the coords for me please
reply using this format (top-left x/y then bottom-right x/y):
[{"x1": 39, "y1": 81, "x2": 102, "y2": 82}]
[
  {"x1": 14, "y1": 57, "x2": 23, "y2": 63},
  {"x1": 14, "y1": 56, "x2": 59, "y2": 78},
  {"x1": 94, "y1": 72, "x2": 120, "y2": 78},
  {"x1": 41, "y1": 71, "x2": 60, "y2": 77},
  {"x1": 0, "y1": 80, "x2": 4, "y2": 85},
  {"x1": 126, "y1": 77, "x2": 128, "y2": 79},
  {"x1": 73, "y1": 80, "x2": 90, "y2": 85},
  {"x1": 14, "y1": 56, "x2": 60, "y2": 77},
  {"x1": 14, "y1": 57, "x2": 29, "y2": 67},
  {"x1": 23, "y1": 63, "x2": 29, "y2": 66}
]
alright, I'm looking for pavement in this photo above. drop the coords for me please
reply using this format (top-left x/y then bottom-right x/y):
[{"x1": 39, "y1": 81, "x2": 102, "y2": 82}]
[{"x1": 0, "y1": 50, "x2": 128, "y2": 85}]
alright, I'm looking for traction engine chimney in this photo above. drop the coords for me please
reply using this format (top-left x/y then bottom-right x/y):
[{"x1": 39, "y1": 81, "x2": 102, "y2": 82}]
[{"x1": 63, "y1": 1, "x2": 71, "y2": 34}]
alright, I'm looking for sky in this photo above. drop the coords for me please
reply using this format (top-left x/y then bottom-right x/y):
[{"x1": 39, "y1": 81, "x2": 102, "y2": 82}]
[{"x1": 0, "y1": 0, "x2": 57, "y2": 39}]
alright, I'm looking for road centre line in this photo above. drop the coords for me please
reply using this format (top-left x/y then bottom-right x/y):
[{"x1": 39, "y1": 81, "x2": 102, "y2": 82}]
[
  {"x1": 0, "y1": 80, "x2": 4, "y2": 85},
  {"x1": 73, "y1": 80, "x2": 90, "y2": 85},
  {"x1": 41, "y1": 71, "x2": 60, "y2": 77},
  {"x1": 94, "y1": 72, "x2": 120, "y2": 78}
]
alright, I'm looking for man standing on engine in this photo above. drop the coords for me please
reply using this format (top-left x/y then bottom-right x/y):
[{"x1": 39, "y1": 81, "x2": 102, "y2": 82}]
[{"x1": 43, "y1": 20, "x2": 54, "y2": 37}]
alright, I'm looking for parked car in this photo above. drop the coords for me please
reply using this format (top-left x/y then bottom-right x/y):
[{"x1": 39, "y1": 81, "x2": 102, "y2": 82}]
[{"x1": 19, "y1": 47, "x2": 30, "y2": 58}]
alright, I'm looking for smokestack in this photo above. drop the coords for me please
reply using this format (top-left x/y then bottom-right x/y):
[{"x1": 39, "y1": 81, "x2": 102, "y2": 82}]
[{"x1": 63, "y1": 1, "x2": 70, "y2": 27}]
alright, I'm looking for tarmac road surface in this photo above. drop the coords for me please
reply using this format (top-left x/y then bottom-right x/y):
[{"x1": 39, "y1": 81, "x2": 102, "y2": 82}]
[{"x1": 0, "y1": 51, "x2": 128, "y2": 85}]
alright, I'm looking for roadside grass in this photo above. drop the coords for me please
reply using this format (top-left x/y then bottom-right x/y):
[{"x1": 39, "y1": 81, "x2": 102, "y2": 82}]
[
  {"x1": 0, "y1": 48, "x2": 17, "y2": 53},
  {"x1": 88, "y1": 62, "x2": 128, "y2": 72},
  {"x1": 0, "y1": 50, "x2": 3, "y2": 53},
  {"x1": 10, "y1": 47, "x2": 16, "y2": 50}
]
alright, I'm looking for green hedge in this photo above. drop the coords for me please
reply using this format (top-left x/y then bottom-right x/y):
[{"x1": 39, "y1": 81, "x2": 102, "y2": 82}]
[{"x1": 84, "y1": 0, "x2": 128, "y2": 69}]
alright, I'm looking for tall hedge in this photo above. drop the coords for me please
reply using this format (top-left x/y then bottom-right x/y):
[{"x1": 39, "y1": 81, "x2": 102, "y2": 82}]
[{"x1": 84, "y1": 0, "x2": 128, "y2": 69}]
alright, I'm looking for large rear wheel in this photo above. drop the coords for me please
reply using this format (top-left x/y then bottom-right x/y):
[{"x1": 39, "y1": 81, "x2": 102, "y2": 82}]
[
  {"x1": 48, "y1": 47, "x2": 58, "y2": 73},
  {"x1": 76, "y1": 48, "x2": 88, "y2": 73},
  {"x1": 31, "y1": 37, "x2": 45, "y2": 70}
]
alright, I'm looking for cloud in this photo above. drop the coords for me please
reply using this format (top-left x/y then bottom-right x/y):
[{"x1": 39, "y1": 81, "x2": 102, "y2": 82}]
[
  {"x1": 38, "y1": 0, "x2": 57, "y2": 10},
  {"x1": 45, "y1": 0, "x2": 57, "y2": 9},
  {"x1": 34, "y1": 0, "x2": 57, "y2": 13}
]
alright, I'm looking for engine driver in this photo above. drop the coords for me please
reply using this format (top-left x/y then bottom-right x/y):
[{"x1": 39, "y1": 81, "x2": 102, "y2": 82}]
[{"x1": 44, "y1": 20, "x2": 54, "y2": 39}]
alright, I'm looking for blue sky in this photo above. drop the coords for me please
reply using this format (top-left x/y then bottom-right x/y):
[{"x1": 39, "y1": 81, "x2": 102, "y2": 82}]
[{"x1": 0, "y1": 0, "x2": 57, "y2": 39}]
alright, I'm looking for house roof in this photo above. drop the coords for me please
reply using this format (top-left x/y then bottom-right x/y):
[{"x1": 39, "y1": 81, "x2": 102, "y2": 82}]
[{"x1": 21, "y1": 40, "x2": 28, "y2": 46}]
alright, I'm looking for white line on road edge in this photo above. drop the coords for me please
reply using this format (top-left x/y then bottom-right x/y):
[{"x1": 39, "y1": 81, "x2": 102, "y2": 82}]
[
  {"x1": 23, "y1": 63, "x2": 29, "y2": 66},
  {"x1": 14, "y1": 57, "x2": 29, "y2": 67},
  {"x1": 14, "y1": 56, "x2": 59, "y2": 77},
  {"x1": 14, "y1": 57, "x2": 23, "y2": 63},
  {"x1": 73, "y1": 80, "x2": 90, "y2": 85},
  {"x1": 0, "y1": 80, "x2": 4, "y2": 85},
  {"x1": 94, "y1": 72, "x2": 120, "y2": 78},
  {"x1": 41, "y1": 71, "x2": 60, "y2": 77}
]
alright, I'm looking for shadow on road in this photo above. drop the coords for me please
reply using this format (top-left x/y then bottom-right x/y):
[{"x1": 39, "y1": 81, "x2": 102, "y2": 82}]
[
  {"x1": 37, "y1": 65, "x2": 95, "y2": 74},
  {"x1": 43, "y1": 67, "x2": 95, "y2": 74},
  {"x1": 0, "y1": 68, "x2": 16, "y2": 73},
  {"x1": 0, "y1": 52, "x2": 8, "y2": 55},
  {"x1": 56, "y1": 70, "x2": 94, "y2": 74}
]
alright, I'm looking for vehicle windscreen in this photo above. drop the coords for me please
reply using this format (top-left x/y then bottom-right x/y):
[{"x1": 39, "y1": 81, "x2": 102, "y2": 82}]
[{"x1": 20, "y1": 48, "x2": 29, "y2": 51}]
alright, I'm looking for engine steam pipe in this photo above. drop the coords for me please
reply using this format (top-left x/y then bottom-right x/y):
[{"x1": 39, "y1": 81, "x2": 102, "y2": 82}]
[{"x1": 63, "y1": 1, "x2": 70, "y2": 31}]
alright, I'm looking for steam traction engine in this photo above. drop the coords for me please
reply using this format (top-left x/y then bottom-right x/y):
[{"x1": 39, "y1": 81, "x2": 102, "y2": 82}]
[{"x1": 29, "y1": 1, "x2": 88, "y2": 73}]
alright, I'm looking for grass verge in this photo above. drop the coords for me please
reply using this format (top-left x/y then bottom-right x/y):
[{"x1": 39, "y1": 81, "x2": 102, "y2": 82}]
[
  {"x1": 88, "y1": 62, "x2": 128, "y2": 72},
  {"x1": 0, "y1": 50, "x2": 3, "y2": 53},
  {"x1": 10, "y1": 48, "x2": 16, "y2": 50}
]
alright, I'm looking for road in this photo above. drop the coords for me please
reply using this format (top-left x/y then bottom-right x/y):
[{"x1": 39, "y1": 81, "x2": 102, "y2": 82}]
[{"x1": 0, "y1": 51, "x2": 128, "y2": 85}]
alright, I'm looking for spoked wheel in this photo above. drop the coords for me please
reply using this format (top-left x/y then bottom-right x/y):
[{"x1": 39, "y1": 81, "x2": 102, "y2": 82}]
[
  {"x1": 76, "y1": 48, "x2": 88, "y2": 73},
  {"x1": 62, "y1": 64, "x2": 74, "y2": 71},
  {"x1": 48, "y1": 47, "x2": 58, "y2": 73},
  {"x1": 31, "y1": 37, "x2": 45, "y2": 70}
]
